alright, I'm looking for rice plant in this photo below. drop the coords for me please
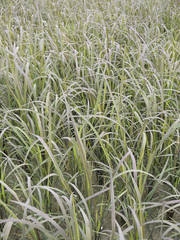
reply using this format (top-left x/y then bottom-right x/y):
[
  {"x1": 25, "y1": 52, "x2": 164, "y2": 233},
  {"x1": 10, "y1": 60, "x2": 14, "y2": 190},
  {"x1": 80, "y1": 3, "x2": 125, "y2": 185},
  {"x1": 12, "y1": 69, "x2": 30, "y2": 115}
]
[{"x1": 0, "y1": 0, "x2": 180, "y2": 239}]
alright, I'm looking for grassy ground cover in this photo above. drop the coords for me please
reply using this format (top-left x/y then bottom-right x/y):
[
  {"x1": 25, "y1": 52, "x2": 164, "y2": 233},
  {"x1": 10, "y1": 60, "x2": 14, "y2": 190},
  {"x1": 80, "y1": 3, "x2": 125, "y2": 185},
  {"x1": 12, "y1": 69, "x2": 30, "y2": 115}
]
[{"x1": 0, "y1": 0, "x2": 180, "y2": 239}]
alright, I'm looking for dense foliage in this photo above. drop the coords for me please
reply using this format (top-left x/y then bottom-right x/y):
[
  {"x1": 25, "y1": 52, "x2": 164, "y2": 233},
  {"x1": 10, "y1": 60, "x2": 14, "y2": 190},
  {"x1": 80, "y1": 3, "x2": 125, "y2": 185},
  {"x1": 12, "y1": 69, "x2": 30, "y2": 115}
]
[{"x1": 0, "y1": 0, "x2": 180, "y2": 239}]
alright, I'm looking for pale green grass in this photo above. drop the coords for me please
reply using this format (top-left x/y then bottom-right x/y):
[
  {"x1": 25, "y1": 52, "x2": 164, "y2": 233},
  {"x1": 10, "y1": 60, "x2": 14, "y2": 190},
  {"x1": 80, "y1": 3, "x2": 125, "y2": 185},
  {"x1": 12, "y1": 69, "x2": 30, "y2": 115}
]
[{"x1": 0, "y1": 0, "x2": 180, "y2": 239}]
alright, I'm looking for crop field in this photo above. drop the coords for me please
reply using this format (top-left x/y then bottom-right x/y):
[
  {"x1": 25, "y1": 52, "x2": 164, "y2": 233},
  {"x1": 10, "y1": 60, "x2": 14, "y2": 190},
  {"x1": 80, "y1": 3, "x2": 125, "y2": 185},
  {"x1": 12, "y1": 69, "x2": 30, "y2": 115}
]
[{"x1": 0, "y1": 0, "x2": 180, "y2": 239}]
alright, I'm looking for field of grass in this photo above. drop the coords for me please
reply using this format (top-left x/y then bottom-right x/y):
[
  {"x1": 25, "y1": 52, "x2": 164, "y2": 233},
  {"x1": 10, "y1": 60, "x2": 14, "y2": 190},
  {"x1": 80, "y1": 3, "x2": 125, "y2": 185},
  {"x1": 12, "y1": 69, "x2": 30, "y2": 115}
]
[{"x1": 0, "y1": 0, "x2": 180, "y2": 239}]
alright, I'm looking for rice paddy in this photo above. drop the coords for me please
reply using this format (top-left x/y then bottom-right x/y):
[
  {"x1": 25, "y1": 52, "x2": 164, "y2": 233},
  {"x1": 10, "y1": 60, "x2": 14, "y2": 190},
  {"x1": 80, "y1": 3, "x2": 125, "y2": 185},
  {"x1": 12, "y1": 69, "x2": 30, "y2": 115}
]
[{"x1": 0, "y1": 0, "x2": 180, "y2": 239}]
